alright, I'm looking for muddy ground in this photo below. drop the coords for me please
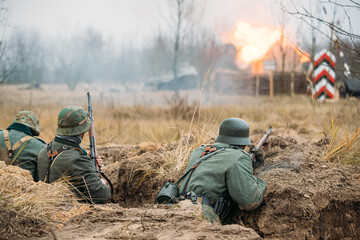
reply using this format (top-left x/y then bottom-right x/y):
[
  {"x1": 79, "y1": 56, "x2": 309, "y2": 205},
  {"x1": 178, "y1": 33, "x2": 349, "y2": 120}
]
[{"x1": 3, "y1": 132, "x2": 360, "y2": 240}]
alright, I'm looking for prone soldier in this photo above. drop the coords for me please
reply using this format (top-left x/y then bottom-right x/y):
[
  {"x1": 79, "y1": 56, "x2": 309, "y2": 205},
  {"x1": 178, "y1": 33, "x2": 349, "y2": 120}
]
[{"x1": 179, "y1": 118, "x2": 267, "y2": 223}]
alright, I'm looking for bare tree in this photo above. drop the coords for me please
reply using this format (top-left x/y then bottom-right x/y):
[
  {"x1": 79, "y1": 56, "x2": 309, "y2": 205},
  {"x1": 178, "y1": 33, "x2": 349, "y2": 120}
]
[
  {"x1": 0, "y1": 0, "x2": 16, "y2": 85},
  {"x1": 145, "y1": 31, "x2": 172, "y2": 78},
  {"x1": 284, "y1": 0, "x2": 360, "y2": 56},
  {"x1": 188, "y1": 29, "x2": 222, "y2": 77},
  {"x1": 52, "y1": 28, "x2": 106, "y2": 90},
  {"x1": 165, "y1": 0, "x2": 204, "y2": 94},
  {"x1": 265, "y1": 0, "x2": 287, "y2": 94},
  {"x1": 7, "y1": 31, "x2": 47, "y2": 88}
]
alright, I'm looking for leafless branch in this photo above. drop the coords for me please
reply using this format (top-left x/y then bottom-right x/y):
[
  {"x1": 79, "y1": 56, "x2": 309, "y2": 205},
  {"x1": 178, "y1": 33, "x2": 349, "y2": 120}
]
[
  {"x1": 319, "y1": 0, "x2": 360, "y2": 9},
  {"x1": 284, "y1": 0, "x2": 360, "y2": 57},
  {"x1": 285, "y1": 6, "x2": 360, "y2": 56}
]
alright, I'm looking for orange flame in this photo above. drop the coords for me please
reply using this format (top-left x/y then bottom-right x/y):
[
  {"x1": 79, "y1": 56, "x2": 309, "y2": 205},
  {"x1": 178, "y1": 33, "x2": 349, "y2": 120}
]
[
  {"x1": 229, "y1": 21, "x2": 282, "y2": 63},
  {"x1": 293, "y1": 45, "x2": 310, "y2": 63}
]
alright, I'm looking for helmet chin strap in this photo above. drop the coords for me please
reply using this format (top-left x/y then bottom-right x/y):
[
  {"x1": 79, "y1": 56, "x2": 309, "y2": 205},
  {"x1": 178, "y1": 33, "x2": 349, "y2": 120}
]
[{"x1": 79, "y1": 133, "x2": 85, "y2": 139}]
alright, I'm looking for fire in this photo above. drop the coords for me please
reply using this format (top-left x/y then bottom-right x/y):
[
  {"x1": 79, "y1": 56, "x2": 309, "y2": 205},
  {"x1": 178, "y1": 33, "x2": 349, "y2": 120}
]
[
  {"x1": 230, "y1": 21, "x2": 282, "y2": 63},
  {"x1": 293, "y1": 45, "x2": 311, "y2": 63}
]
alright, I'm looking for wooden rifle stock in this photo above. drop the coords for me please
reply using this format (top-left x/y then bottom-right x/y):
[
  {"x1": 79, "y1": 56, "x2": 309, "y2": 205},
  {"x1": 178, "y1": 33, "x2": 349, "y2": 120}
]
[
  {"x1": 87, "y1": 92, "x2": 114, "y2": 198},
  {"x1": 251, "y1": 126, "x2": 272, "y2": 162}
]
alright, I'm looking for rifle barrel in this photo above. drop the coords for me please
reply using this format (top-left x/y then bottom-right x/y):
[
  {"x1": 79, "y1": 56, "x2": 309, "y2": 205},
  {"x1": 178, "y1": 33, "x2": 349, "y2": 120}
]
[{"x1": 87, "y1": 92, "x2": 98, "y2": 169}]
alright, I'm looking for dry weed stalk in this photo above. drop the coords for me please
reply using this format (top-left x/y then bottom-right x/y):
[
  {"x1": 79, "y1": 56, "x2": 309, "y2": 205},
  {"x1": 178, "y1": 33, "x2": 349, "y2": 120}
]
[
  {"x1": 158, "y1": 66, "x2": 215, "y2": 173},
  {"x1": 324, "y1": 115, "x2": 360, "y2": 165}
]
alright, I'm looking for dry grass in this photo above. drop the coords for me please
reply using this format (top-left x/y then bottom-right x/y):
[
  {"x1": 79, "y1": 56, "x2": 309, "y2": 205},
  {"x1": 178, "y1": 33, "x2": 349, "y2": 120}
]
[
  {"x1": 0, "y1": 161, "x2": 88, "y2": 237},
  {"x1": 324, "y1": 115, "x2": 360, "y2": 165},
  {"x1": 0, "y1": 162, "x2": 80, "y2": 222},
  {"x1": 1, "y1": 83, "x2": 359, "y2": 166}
]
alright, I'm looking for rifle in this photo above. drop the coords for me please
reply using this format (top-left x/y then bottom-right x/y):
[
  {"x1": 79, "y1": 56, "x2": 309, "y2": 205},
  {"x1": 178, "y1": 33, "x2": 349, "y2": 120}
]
[
  {"x1": 250, "y1": 126, "x2": 272, "y2": 163},
  {"x1": 87, "y1": 92, "x2": 114, "y2": 197}
]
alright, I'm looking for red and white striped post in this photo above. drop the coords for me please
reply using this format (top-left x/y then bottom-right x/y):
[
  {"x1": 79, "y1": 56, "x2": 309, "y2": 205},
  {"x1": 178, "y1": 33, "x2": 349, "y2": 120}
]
[{"x1": 309, "y1": 49, "x2": 336, "y2": 100}]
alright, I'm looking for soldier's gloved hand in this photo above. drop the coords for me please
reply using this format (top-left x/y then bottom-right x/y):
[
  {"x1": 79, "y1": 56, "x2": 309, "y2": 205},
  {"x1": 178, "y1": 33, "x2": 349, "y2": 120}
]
[
  {"x1": 249, "y1": 144, "x2": 264, "y2": 169},
  {"x1": 101, "y1": 178, "x2": 107, "y2": 185}
]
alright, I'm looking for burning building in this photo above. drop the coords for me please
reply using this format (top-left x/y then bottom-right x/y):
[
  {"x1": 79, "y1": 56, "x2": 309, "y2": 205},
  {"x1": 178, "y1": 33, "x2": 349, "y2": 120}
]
[{"x1": 210, "y1": 21, "x2": 310, "y2": 96}]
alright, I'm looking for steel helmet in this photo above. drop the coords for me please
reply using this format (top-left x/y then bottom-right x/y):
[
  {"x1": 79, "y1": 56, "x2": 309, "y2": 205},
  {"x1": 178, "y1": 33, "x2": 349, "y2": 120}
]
[
  {"x1": 215, "y1": 118, "x2": 251, "y2": 146},
  {"x1": 56, "y1": 106, "x2": 91, "y2": 136},
  {"x1": 14, "y1": 111, "x2": 41, "y2": 136}
]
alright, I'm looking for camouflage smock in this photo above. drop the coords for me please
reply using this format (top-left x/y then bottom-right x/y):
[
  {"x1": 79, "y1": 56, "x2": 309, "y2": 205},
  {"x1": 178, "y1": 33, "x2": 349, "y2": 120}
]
[
  {"x1": 37, "y1": 136, "x2": 111, "y2": 204},
  {"x1": 179, "y1": 142, "x2": 267, "y2": 219},
  {"x1": 0, "y1": 123, "x2": 46, "y2": 181}
]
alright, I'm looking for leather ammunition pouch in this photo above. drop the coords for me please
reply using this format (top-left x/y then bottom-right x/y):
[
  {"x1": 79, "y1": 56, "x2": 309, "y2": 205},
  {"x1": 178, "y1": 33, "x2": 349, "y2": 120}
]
[
  {"x1": 214, "y1": 191, "x2": 235, "y2": 222},
  {"x1": 182, "y1": 191, "x2": 235, "y2": 224}
]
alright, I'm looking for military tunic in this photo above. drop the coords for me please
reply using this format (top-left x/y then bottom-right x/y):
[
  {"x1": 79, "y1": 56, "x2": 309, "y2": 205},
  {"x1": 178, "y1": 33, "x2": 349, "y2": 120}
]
[
  {"x1": 37, "y1": 136, "x2": 111, "y2": 204},
  {"x1": 0, "y1": 123, "x2": 46, "y2": 181},
  {"x1": 179, "y1": 142, "x2": 267, "y2": 221}
]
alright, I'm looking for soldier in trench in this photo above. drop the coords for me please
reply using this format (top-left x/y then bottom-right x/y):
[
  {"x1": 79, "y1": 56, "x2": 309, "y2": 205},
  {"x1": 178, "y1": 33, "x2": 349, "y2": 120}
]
[
  {"x1": 37, "y1": 106, "x2": 111, "y2": 204},
  {"x1": 179, "y1": 118, "x2": 267, "y2": 223},
  {"x1": 0, "y1": 111, "x2": 46, "y2": 181}
]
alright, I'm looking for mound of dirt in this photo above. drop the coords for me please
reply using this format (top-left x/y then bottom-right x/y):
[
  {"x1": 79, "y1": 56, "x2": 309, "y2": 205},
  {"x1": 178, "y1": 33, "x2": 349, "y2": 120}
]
[
  {"x1": 32, "y1": 134, "x2": 360, "y2": 239},
  {"x1": 45, "y1": 204, "x2": 261, "y2": 240},
  {"x1": 99, "y1": 143, "x2": 184, "y2": 207},
  {"x1": 0, "y1": 162, "x2": 89, "y2": 239},
  {"x1": 238, "y1": 135, "x2": 360, "y2": 239},
  {"x1": 94, "y1": 134, "x2": 360, "y2": 239}
]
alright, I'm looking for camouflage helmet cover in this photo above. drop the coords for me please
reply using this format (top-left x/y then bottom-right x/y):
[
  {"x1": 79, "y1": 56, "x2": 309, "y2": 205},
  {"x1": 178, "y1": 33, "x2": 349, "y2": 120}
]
[
  {"x1": 14, "y1": 111, "x2": 41, "y2": 136},
  {"x1": 56, "y1": 106, "x2": 91, "y2": 136},
  {"x1": 215, "y1": 118, "x2": 252, "y2": 146}
]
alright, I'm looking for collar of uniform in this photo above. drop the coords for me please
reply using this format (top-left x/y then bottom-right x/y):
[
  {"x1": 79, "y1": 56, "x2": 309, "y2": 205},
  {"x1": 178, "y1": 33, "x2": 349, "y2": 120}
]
[
  {"x1": 54, "y1": 135, "x2": 81, "y2": 148},
  {"x1": 212, "y1": 142, "x2": 231, "y2": 148},
  {"x1": 7, "y1": 123, "x2": 33, "y2": 136},
  {"x1": 213, "y1": 142, "x2": 243, "y2": 150}
]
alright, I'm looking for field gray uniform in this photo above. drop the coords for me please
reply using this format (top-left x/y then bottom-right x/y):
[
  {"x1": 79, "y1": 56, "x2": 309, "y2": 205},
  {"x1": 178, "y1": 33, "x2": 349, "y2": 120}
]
[
  {"x1": 0, "y1": 111, "x2": 46, "y2": 181},
  {"x1": 37, "y1": 106, "x2": 111, "y2": 204}
]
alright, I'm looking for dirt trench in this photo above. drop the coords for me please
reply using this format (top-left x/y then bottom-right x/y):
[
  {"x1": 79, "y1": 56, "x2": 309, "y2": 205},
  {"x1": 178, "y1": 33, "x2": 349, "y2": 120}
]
[
  {"x1": 34, "y1": 134, "x2": 360, "y2": 239},
  {"x1": 95, "y1": 135, "x2": 360, "y2": 239}
]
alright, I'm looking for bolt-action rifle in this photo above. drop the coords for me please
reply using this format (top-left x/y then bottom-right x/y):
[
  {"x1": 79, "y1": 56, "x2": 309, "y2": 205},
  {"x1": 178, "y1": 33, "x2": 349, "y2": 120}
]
[
  {"x1": 87, "y1": 92, "x2": 114, "y2": 198},
  {"x1": 250, "y1": 126, "x2": 272, "y2": 163}
]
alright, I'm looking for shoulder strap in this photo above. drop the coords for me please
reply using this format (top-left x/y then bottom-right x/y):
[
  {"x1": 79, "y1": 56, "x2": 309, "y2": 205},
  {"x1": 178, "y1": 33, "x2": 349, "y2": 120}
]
[
  {"x1": 45, "y1": 143, "x2": 72, "y2": 183},
  {"x1": 10, "y1": 136, "x2": 32, "y2": 157},
  {"x1": 3, "y1": 130, "x2": 11, "y2": 151},
  {"x1": 2, "y1": 130, "x2": 32, "y2": 165},
  {"x1": 10, "y1": 140, "x2": 30, "y2": 165},
  {"x1": 175, "y1": 147, "x2": 226, "y2": 186},
  {"x1": 3, "y1": 130, "x2": 32, "y2": 158},
  {"x1": 178, "y1": 147, "x2": 226, "y2": 196},
  {"x1": 201, "y1": 145, "x2": 218, "y2": 156}
]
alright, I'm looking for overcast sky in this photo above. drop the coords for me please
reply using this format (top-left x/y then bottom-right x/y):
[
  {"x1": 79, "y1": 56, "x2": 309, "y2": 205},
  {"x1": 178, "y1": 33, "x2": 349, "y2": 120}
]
[
  {"x1": 5, "y1": 1, "x2": 285, "y2": 41},
  {"x1": 5, "y1": 0, "x2": 360, "y2": 45}
]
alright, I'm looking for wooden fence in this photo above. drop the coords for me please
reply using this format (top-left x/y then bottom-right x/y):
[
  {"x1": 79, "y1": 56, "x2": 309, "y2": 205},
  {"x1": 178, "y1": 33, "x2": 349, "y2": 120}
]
[{"x1": 209, "y1": 70, "x2": 308, "y2": 96}]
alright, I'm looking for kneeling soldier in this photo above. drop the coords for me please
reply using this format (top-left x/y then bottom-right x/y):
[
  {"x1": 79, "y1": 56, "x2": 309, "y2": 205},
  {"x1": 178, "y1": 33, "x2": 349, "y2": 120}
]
[
  {"x1": 37, "y1": 106, "x2": 111, "y2": 204},
  {"x1": 0, "y1": 111, "x2": 46, "y2": 181},
  {"x1": 179, "y1": 118, "x2": 267, "y2": 223}
]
